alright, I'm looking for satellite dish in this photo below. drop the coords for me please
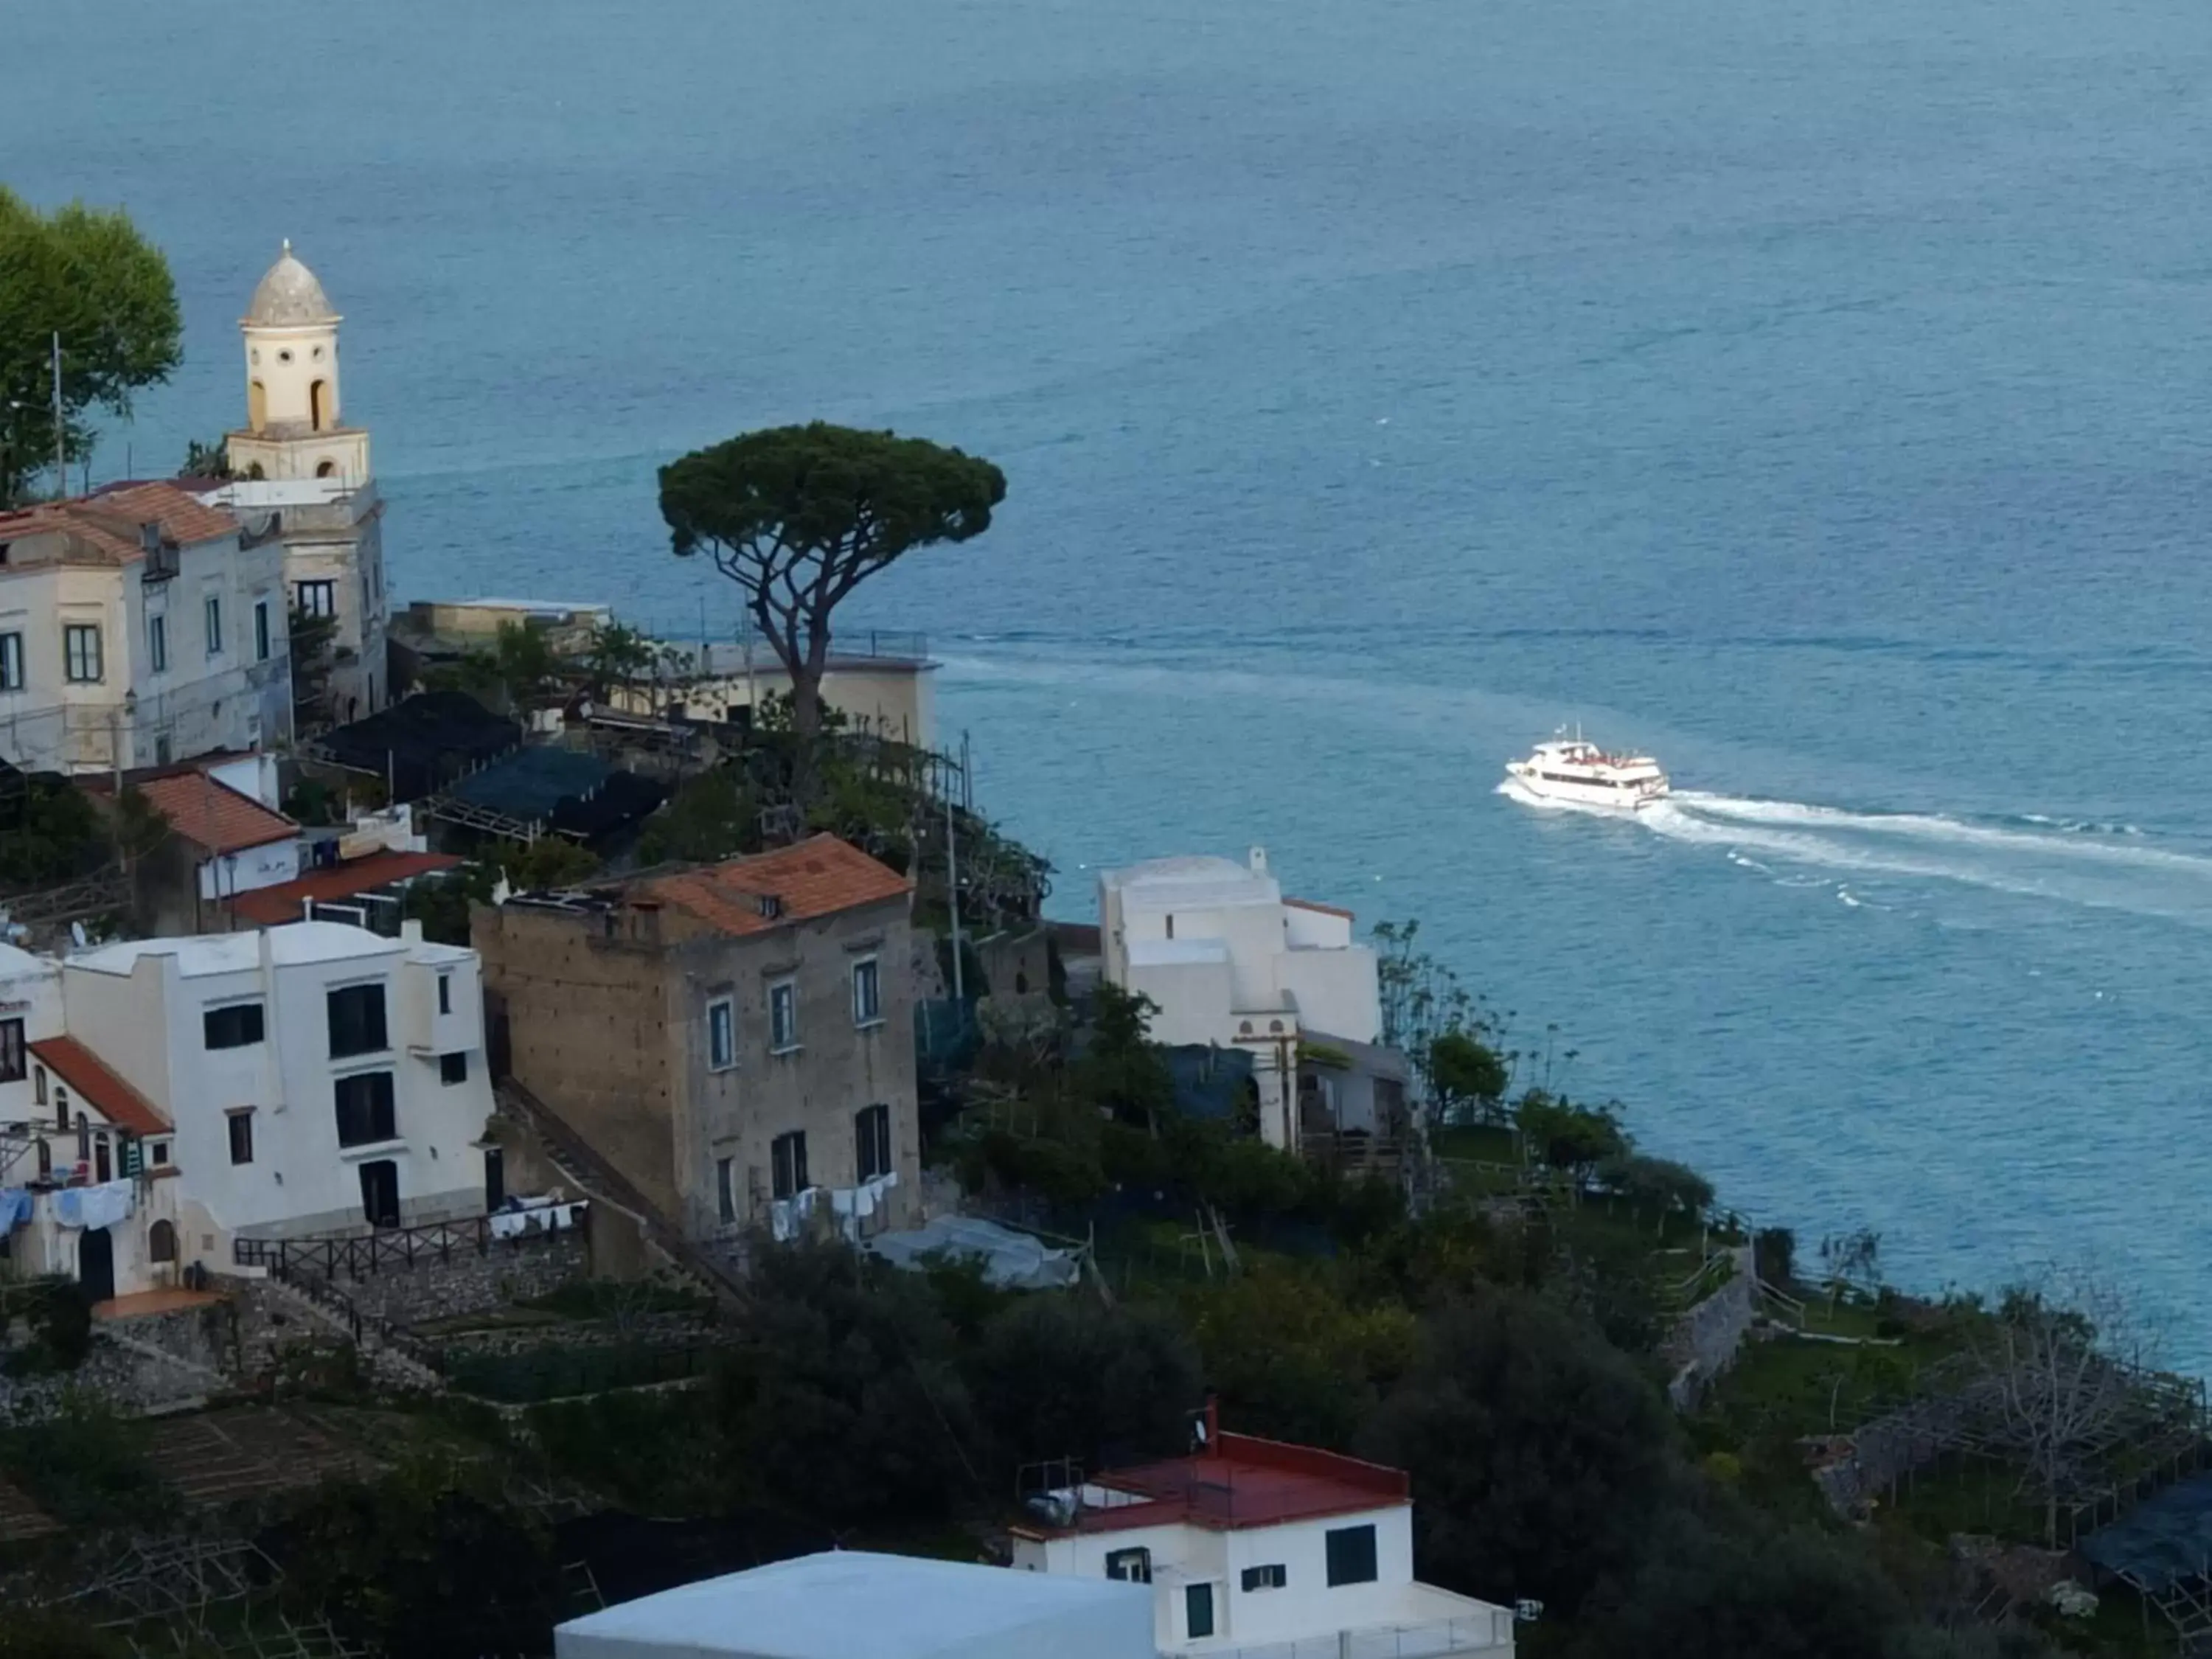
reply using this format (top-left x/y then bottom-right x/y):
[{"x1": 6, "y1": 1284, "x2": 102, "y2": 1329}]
[{"x1": 1514, "y1": 1600, "x2": 1545, "y2": 1623}]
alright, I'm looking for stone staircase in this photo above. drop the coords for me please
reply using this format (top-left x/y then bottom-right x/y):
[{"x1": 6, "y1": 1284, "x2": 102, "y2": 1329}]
[
  {"x1": 495, "y1": 1079, "x2": 750, "y2": 1310},
  {"x1": 234, "y1": 1271, "x2": 445, "y2": 1395}
]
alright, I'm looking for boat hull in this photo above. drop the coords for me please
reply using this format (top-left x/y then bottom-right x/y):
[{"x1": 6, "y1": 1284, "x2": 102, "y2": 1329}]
[{"x1": 1503, "y1": 765, "x2": 1669, "y2": 810}]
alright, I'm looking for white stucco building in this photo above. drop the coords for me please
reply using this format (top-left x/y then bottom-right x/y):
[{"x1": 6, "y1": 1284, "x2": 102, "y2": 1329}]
[
  {"x1": 1012, "y1": 1425, "x2": 1515, "y2": 1658},
  {"x1": 1099, "y1": 849, "x2": 1384, "y2": 1148},
  {"x1": 0, "y1": 483, "x2": 291, "y2": 773},
  {"x1": 0, "y1": 920, "x2": 496, "y2": 1304},
  {"x1": 557, "y1": 1551, "x2": 1158, "y2": 1659},
  {"x1": 213, "y1": 242, "x2": 390, "y2": 723}
]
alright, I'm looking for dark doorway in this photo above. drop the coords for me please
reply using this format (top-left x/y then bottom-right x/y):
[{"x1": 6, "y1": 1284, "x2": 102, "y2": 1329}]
[
  {"x1": 78, "y1": 1225, "x2": 115, "y2": 1304},
  {"x1": 483, "y1": 1147, "x2": 506, "y2": 1211},
  {"x1": 94, "y1": 1134, "x2": 111, "y2": 1184},
  {"x1": 359, "y1": 1160, "x2": 400, "y2": 1229}
]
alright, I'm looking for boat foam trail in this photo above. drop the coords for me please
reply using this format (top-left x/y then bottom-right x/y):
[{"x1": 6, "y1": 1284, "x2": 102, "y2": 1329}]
[{"x1": 1634, "y1": 793, "x2": 2212, "y2": 925}]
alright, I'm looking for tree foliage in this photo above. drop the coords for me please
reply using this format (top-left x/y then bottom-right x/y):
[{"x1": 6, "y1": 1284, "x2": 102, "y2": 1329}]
[
  {"x1": 969, "y1": 1295, "x2": 1201, "y2": 1478},
  {"x1": 1429, "y1": 1028, "x2": 1509, "y2": 1124},
  {"x1": 710, "y1": 1240, "x2": 979, "y2": 1526},
  {"x1": 1514, "y1": 1091, "x2": 1629, "y2": 1178},
  {"x1": 270, "y1": 1464, "x2": 559, "y2": 1659},
  {"x1": 1360, "y1": 1287, "x2": 1675, "y2": 1615},
  {"x1": 1077, "y1": 982, "x2": 1175, "y2": 1133},
  {"x1": 0, "y1": 189, "x2": 181, "y2": 504},
  {"x1": 658, "y1": 422, "x2": 1006, "y2": 747}
]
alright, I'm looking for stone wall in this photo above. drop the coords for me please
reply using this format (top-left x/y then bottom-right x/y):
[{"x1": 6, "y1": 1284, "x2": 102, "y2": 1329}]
[
  {"x1": 319, "y1": 1232, "x2": 588, "y2": 1327},
  {"x1": 0, "y1": 1304, "x2": 232, "y2": 1422},
  {"x1": 1665, "y1": 1246, "x2": 1761, "y2": 1409}
]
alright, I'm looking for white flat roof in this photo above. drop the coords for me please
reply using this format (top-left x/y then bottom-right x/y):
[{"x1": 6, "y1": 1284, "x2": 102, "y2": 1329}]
[
  {"x1": 1127, "y1": 937, "x2": 1233, "y2": 968},
  {"x1": 71, "y1": 921, "x2": 414, "y2": 978},
  {"x1": 556, "y1": 1552, "x2": 1154, "y2": 1659}
]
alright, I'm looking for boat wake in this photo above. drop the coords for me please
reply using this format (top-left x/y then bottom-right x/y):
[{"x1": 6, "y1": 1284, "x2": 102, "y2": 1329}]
[{"x1": 1502, "y1": 781, "x2": 2212, "y2": 926}]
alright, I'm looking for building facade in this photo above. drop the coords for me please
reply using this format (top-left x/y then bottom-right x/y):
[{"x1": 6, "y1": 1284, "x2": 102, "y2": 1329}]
[
  {"x1": 217, "y1": 243, "x2": 389, "y2": 722},
  {"x1": 1099, "y1": 849, "x2": 1385, "y2": 1150},
  {"x1": 1013, "y1": 1425, "x2": 1517, "y2": 1657},
  {"x1": 473, "y1": 835, "x2": 922, "y2": 1246},
  {"x1": 0, "y1": 920, "x2": 497, "y2": 1305},
  {"x1": 0, "y1": 484, "x2": 291, "y2": 774}
]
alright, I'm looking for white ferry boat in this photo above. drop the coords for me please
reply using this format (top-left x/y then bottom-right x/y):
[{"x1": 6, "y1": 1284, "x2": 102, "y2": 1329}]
[{"x1": 1504, "y1": 731, "x2": 1669, "y2": 810}]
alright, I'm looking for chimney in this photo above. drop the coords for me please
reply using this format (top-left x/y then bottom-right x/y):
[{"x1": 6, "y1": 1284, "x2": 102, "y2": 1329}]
[
  {"x1": 1247, "y1": 846, "x2": 1268, "y2": 874},
  {"x1": 400, "y1": 919, "x2": 424, "y2": 944}
]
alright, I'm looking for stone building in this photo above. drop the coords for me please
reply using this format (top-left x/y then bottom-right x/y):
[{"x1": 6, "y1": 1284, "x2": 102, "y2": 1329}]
[
  {"x1": 209, "y1": 242, "x2": 391, "y2": 722},
  {"x1": 473, "y1": 835, "x2": 922, "y2": 1245},
  {"x1": 0, "y1": 483, "x2": 291, "y2": 773}
]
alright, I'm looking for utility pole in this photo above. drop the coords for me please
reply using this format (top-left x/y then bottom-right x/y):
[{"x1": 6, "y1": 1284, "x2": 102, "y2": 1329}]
[
  {"x1": 945, "y1": 785, "x2": 964, "y2": 1004},
  {"x1": 49, "y1": 333, "x2": 65, "y2": 495}
]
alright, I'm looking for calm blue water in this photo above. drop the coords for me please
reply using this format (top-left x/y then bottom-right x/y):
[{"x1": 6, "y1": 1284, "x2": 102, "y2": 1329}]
[{"x1": 14, "y1": 0, "x2": 2212, "y2": 1360}]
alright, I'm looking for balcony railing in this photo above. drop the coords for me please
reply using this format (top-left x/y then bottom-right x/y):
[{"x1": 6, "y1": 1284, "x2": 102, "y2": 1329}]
[{"x1": 1188, "y1": 1610, "x2": 1517, "y2": 1659}]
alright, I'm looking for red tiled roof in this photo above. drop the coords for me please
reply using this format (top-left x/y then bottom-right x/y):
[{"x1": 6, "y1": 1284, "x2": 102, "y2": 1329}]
[
  {"x1": 0, "y1": 483, "x2": 237, "y2": 567},
  {"x1": 227, "y1": 849, "x2": 461, "y2": 927},
  {"x1": 1285, "y1": 897, "x2": 1356, "y2": 921},
  {"x1": 136, "y1": 772, "x2": 298, "y2": 856},
  {"x1": 1018, "y1": 1431, "x2": 1408, "y2": 1538},
  {"x1": 640, "y1": 834, "x2": 910, "y2": 936},
  {"x1": 31, "y1": 1037, "x2": 171, "y2": 1136}
]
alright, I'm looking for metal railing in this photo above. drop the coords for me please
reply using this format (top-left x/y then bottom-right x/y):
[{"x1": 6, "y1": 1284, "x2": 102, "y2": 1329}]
[
  {"x1": 232, "y1": 1208, "x2": 582, "y2": 1279},
  {"x1": 618, "y1": 618, "x2": 928, "y2": 664},
  {"x1": 1194, "y1": 1610, "x2": 1517, "y2": 1658}
]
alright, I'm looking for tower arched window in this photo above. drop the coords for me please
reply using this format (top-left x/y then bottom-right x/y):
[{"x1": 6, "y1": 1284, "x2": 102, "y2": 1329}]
[
  {"x1": 310, "y1": 380, "x2": 330, "y2": 432},
  {"x1": 248, "y1": 380, "x2": 267, "y2": 433}
]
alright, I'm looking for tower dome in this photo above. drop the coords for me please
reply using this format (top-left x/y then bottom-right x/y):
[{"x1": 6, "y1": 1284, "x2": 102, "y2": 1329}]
[{"x1": 242, "y1": 240, "x2": 340, "y2": 328}]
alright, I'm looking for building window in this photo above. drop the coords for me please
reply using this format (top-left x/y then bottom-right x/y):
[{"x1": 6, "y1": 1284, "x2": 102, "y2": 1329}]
[
  {"x1": 1185, "y1": 1584, "x2": 1215, "y2": 1641},
  {"x1": 852, "y1": 957, "x2": 881, "y2": 1026},
  {"x1": 437, "y1": 972, "x2": 452, "y2": 1015},
  {"x1": 855, "y1": 1104, "x2": 891, "y2": 1183},
  {"x1": 1242, "y1": 1564, "x2": 1287, "y2": 1593},
  {"x1": 771, "y1": 1130, "x2": 808, "y2": 1200},
  {"x1": 296, "y1": 580, "x2": 335, "y2": 619},
  {"x1": 32, "y1": 1064, "x2": 44, "y2": 1105},
  {"x1": 0, "y1": 1018, "x2": 21, "y2": 1083},
  {"x1": 769, "y1": 981, "x2": 799, "y2": 1052},
  {"x1": 254, "y1": 599, "x2": 272, "y2": 661},
  {"x1": 439, "y1": 1052, "x2": 467, "y2": 1086},
  {"x1": 63, "y1": 624, "x2": 101, "y2": 684},
  {"x1": 204, "y1": 1002, "x2": 266, "y2": 1049},
  {"x1": 149, "y1": 1139, "x2": 170, "y2": 1167},
  {"x1": 716, "y1": 1157, "x2": 737, "y2": 1225},
  {"x1": 333, "y1": 1071, "x2": 397, "y2": 1147},
  {"x1": 148, "y1": 1219, "x2": 177, "y2": 1263},
  {"x1": 1325, "y1": 1524, "x2": 1378, "y2": 1587},
  {"x1": 327, "y1": 983, "x2": 389, "y2": 1057},
  {"x1": 1105, "y1": 1548, "x2": 1152, "y2": 1584},
  {"x1": 0, "y1": 631, "x2": 22, "y2": 691},
  {"x1": 54, "y1": 1088, "x2": 68, "y2": 1133},
  {"x1": 147, "y1": 613, "x2": 167, "y2": 673},
  {"x1": 707, "y1": 997, "x2": 735, "y2": 1071},
  {"x1": 35, "y1": 1138, "x2": 49, "y2": 1179},
  {"x1": 204, "y1": 594, "x2": 223, "y2": 657},
  {"x1": 227, "y1": 1110, "x2": 254, "y2": 1166}
]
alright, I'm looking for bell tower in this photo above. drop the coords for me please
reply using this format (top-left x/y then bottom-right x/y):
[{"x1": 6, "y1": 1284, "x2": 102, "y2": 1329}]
[{"x1": 224, "y1": 240, "x2": 372, "y2": 485}]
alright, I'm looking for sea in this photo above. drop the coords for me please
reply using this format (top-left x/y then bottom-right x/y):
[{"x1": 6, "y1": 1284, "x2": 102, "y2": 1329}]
[{"x1": 12, "y1": 0, "x2": 2212, "y2": 1364}]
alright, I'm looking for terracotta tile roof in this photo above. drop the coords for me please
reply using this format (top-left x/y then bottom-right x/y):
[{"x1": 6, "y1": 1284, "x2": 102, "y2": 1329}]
[
  {"x1": 31, "y1": 1036, "x2": 171, "y2": 1136},
  {"x1": 228, "y1": 849, "x2": 461, "y2": 927},
  {"x1": 1284, "y1": 896, "x2": 1356, "y2": 921},
  {"x1": 640, "y1": 834, "x2": 910, "y2": 936},
  {"x1": 0, "y1": 483, "x2": 237, "y2": 568},
  {"x1": 136, "y1": 772, "x2": 298, "y2": 855}
]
